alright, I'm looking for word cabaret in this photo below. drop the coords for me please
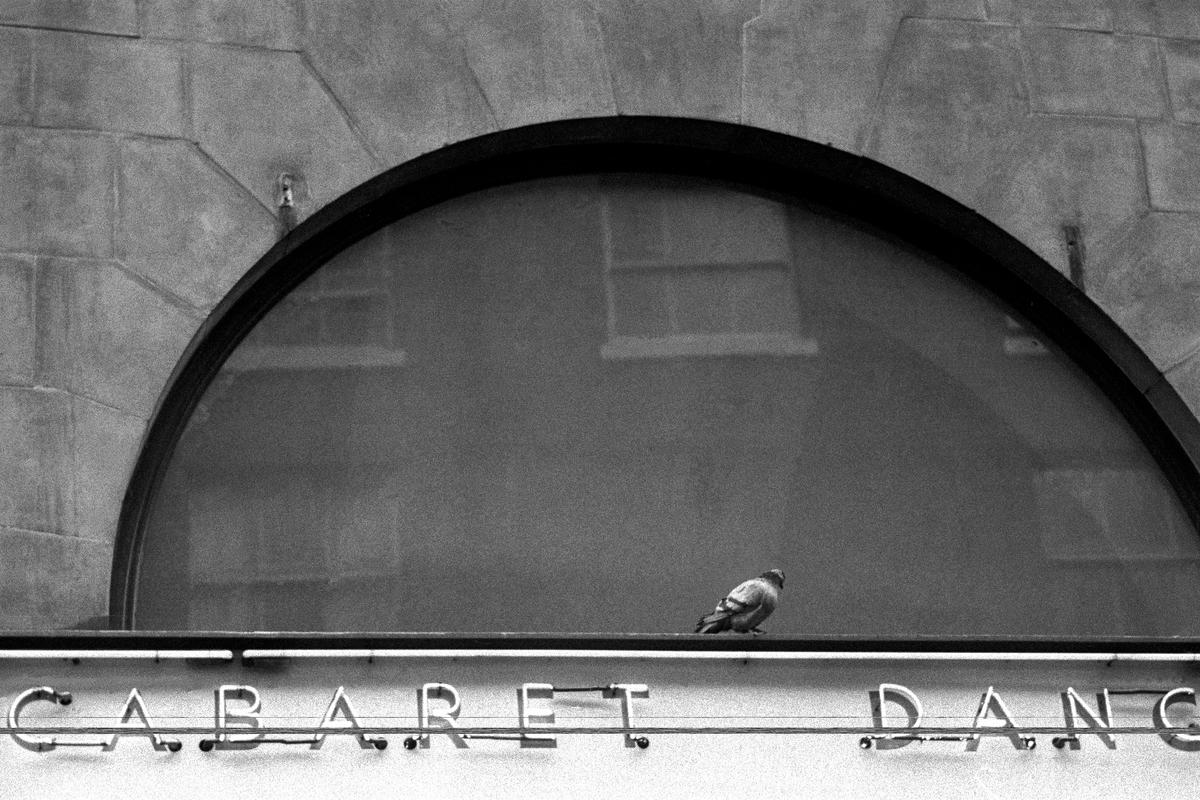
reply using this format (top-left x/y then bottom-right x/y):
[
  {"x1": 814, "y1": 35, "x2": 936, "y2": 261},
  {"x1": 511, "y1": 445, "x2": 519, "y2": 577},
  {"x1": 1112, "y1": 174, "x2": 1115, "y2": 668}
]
[{"x1": 5, "y1": 682, "x2": 1200, "y2": 754}]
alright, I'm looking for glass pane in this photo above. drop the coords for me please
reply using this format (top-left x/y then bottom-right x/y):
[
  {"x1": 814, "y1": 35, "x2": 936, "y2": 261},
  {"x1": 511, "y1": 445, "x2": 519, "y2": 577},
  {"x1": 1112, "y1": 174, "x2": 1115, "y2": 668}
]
[
  {"x1": 134, "y1": 175, "x2": 1200, "y2": 636},
  {"x1": 731, "y1": 268, "x2": 798, "y2": 334},
  {"x1": 671, "y1": 270, "x2": 731, "y2": 335},
  {"x1": 610, "y1": 272, "x2": 669, "y2": 337}
]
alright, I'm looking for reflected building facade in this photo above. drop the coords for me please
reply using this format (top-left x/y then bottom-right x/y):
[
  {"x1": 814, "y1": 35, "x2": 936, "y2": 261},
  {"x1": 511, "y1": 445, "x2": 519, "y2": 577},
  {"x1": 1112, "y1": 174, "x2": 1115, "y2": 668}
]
[
  {"x1": 6, "y1": 5, "x2": 1200, "y2": 797},
  {"x1": 135, "y1": 176, "x2": 1198, "y2": 636}
]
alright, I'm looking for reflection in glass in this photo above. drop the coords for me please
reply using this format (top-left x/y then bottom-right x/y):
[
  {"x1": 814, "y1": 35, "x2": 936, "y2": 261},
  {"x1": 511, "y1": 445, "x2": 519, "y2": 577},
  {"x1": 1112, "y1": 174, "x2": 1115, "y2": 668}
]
[{"x1": 135, "y1": 176, "x2": 1200, "y2": 635}]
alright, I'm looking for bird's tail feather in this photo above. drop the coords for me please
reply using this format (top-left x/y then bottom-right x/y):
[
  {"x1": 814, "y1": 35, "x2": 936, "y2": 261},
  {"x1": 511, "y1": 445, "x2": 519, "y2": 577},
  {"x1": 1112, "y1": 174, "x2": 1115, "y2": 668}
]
[{"x1": 695, "y1": 611, "x2": 731, "y2": 634}]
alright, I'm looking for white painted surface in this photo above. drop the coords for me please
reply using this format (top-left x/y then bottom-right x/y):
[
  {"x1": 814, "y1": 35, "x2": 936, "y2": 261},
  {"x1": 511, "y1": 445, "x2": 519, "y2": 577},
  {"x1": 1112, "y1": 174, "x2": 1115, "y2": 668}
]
[{"x1": 1, "y1": 655, "x2": 1198, "y2": 799}]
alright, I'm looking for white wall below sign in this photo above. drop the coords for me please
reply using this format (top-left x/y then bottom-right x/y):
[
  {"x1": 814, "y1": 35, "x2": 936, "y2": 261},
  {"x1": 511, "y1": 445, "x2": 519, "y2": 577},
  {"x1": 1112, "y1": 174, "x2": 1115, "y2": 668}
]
[{"x1": 1, "y1": 655, "x2": 1198, "y2": 799}]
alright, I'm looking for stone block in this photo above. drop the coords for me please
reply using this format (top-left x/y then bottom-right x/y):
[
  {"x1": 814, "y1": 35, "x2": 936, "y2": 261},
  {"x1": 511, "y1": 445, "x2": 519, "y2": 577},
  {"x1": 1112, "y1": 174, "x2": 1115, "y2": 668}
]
[
  {"x1": 34, "y1": 32, "x2": 185, "y2": 138},
  {"x1": 34, "y1": 133, "x2": 116, "y2": 258},
  {"x1": 975, "y1": 116, "x2": 1145, "y2": 275},
  {"x1": 0, "y1": 256, "x2": 35, "y2": 384},
  {"x1": 70, "y1": 395, "x2": 145, "y2": 544},
  {"x1": 0, "y1": 0, "x2": 137, "y2": 36},
  {"x1": 118, "y1": 139, "x2": 277, "y2": 309},
  {"x1": 909, "y1": 0, "x2": 989, "y2": 19},
  {"x1": 989, "y1": 0, "x2": 1112, "y2": 28},
  {"x1": 1023, "y1": 28, "x2": 1165, "y2": 118},
  {"x1": 191, "y1": 44, "x2": 380, "y2": 215},
  {"x1": 1090, "y1": 212, "x2": 1200, "y2": 370},
  {"x1": 1163, "y1": 40, "x2": 1200, "y2": 125},
  {"x1": 302, "y1": 0, "x2": 496, "y2": 167},
  {"x1": 1111, "y1": 0, "x2": 1200, "y2": 39},
  {"x1": 0, "y1": 388, "x2": 72, "y2": 535},
  {"x1": 1143, "y1": 123, "x2": 1200, "y2": 212},
  {"x1": 0, "y1": 129, "x2": 115, "y2": 258},
  {"x1": 869, "y1": 19, "x2": 1026, "y2": 208},
  {"x1": 0, "y1": 28, "x2": 32, "y2": 125},
  {"x1": 1167, "y1": 351, "x2": 1200, "y2": 425},
  {"x1": 0, "y1": 527, "x2": 111, "y2": 630},
  {"x1": 0, "y1": 387, "x2": 144, "y2": 543},
  {"x1": 0, "y1": 131, "x2": 29, "y2": 250},
  {"x1": 36, "y1": 258, "x2": 199, "y2": 418},
  {"x1": 140, "y1": 0, "x2": 301, "y2": 49},
  {"x1": 742, "y1": 0, "x2": 988, "y2": 145},
  {"x1": 34, "y1": 132, "x2": 116, "y2": 258},
  {"x1": 592, "y1": 0, "x2": 758, "y2": 120},
  {"x1": 448, "y1": 0, "x2": 615, "y2": 129},
  {"x1": 743, "y1": 2, "x2": 905, "y2": 150}
]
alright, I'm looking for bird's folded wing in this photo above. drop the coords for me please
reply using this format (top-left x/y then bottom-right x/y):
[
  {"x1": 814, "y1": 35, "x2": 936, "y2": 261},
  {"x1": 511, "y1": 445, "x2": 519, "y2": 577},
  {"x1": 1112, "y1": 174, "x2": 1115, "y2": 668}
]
[
  {"x1": 721, "y1": 578, "x2": 765, "y2": 611},
  {"x1": 716, "y1": 598, "x2": 747, "y2": 614}
]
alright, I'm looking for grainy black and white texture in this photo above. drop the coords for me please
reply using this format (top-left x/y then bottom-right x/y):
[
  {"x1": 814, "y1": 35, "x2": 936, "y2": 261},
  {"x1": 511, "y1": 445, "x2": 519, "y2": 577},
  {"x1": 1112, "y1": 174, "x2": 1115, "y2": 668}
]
[{"x1": 4, "y1": 0, "x2": 1200, "y2": 629}]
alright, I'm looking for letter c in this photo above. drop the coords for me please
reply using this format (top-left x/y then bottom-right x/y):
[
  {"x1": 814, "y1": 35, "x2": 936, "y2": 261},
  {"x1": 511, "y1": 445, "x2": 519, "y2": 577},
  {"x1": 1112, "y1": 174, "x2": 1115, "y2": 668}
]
[
  {"x1": 8, "y1": 687, "x2": 65, "y2": 752},
  {"x1": 1155, "y1": 688, "x2": 1200, "y2": 752}
]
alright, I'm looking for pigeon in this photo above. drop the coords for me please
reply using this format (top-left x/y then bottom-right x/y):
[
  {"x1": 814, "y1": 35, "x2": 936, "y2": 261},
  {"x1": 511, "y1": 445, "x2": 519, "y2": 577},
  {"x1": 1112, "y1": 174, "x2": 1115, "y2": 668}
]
[{"x1": 694, "y1": 569, "x2": 785, "y2": 634}]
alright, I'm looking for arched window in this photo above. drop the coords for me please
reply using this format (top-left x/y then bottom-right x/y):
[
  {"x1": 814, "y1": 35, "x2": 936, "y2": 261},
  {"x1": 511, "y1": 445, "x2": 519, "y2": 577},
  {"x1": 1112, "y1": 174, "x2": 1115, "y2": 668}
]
[{"x1": 115, "y1": 118, "x2": 1200, "y2": 638}]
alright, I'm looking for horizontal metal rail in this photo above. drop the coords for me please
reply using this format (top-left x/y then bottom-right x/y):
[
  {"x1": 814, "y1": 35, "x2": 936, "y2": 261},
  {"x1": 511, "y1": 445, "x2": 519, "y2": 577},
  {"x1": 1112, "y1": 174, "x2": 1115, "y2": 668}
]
[
  {"x1": 6, "y1": 725, "x2": 1196, "y2": 736},
  {"x1": 239, "y1": 649, "x2": 1200, "y2": 662},
  {"x1": 0, "y1": 650, "x2": 233, "y2": 660}
]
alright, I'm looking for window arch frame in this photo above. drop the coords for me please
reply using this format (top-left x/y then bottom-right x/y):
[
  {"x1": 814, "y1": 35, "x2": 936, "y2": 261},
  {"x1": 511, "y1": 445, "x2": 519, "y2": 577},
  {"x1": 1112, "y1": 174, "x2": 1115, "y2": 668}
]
[{"x1": 111, "y1": 116, "x2": 1200, "y2": 641}]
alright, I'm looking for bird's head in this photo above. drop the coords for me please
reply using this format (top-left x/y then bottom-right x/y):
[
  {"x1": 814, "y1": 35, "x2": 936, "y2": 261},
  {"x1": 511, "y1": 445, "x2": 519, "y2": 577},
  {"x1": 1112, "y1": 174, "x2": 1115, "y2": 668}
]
[{"x1": 762, "y1": 568, "x2": 785, "y2": 588}]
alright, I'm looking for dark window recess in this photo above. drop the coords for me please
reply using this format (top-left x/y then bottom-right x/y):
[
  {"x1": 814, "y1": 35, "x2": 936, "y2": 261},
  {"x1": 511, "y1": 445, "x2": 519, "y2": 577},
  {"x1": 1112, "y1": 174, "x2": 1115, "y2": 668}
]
[{"x1": 129, "y1": 174, "x2": 1200, "y2": 637}]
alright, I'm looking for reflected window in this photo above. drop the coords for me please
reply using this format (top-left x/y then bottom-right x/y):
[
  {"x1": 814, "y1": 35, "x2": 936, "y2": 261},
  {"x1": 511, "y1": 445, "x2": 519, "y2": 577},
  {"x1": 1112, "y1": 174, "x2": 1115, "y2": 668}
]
[
  {"x1": 227, "y1": 253, "x2": 406, "y2": 372},
  {"x1": 133, "y1": 175, "x2": 1200, "y2": 636},
  {"x1": 600, "y1": 187, "x2": 815, "y2": 360}
]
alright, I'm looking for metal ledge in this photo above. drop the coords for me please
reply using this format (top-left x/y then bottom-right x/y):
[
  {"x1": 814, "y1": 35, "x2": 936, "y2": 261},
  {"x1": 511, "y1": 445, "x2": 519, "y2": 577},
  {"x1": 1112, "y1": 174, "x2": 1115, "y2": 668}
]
[{"x1": 3, "y1": 632, "x2": 1200, "y2": 661}]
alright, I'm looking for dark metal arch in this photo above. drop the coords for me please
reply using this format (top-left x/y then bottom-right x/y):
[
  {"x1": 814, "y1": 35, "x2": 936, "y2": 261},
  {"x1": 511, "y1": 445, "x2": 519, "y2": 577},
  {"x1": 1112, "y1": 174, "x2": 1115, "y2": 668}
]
[{"x1": 111, "y1": 115, "x2": 1200, "y2": 630}]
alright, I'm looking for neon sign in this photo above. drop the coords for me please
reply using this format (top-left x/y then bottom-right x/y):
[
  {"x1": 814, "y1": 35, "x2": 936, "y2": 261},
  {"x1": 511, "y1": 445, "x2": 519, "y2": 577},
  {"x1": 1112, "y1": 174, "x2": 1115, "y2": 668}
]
[
  {"x1": 5, "y1": 682, "x2": 651, "y2": 753},
  {"x1": 6, "y1": 682, "x2": 1200, "y2": 754}
]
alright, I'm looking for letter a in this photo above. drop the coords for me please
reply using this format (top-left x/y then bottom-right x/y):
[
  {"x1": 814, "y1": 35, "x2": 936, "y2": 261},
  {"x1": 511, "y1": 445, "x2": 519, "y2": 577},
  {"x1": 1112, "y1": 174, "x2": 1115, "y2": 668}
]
[
  {"x1": 105, "y1": 688, "x2": 176, "y2": 751},
  {"x1": 966, "y1": 686, "x2": 1027, "y2": 751},
  {"x1": 312, "y1": 687, "x2": 375, "y2": 750}
]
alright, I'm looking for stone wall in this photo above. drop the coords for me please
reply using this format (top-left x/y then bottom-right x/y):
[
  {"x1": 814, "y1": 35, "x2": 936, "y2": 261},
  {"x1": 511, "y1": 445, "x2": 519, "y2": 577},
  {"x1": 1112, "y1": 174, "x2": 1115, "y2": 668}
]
[{"x1": 3, "y1": 0, "x2": 1200, "y2": 628}]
